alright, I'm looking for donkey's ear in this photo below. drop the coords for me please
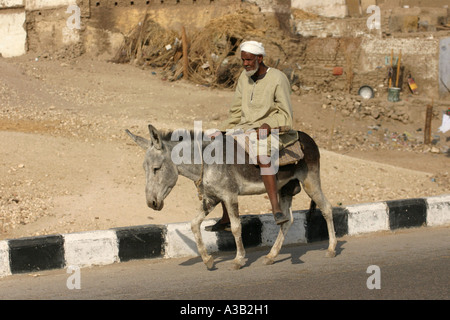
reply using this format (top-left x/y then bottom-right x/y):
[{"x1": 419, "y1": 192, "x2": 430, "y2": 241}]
[
  {"x1": 148, "y1": 124, "x2": 162, "y2": 150},
  {"x1": 125, "y1": 129, "x2": 150, "y2": 150}
]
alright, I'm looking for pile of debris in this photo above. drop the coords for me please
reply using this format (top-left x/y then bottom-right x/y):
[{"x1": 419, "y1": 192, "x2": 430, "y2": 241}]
[
  {"x1": 111, "y1": 15, "x2": 180, "y2": 67},
  {"x1": 111, "y1": 10, "x2": 299, "y2": 88},
  {"x1": 185, "y1": 11, "x2": 265, "y2": 87},
  {"x1": 322, "y1": 94, "x2": 415, "y2": 124}
]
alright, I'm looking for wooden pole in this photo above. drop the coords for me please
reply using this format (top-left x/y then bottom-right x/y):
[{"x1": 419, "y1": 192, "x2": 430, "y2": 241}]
[
  {"x1": 389, "y1": 49, "x2": 393, "y2": 88},
  {"x1": 328, "y1": 105, "x2": 337, "y2": 150},
  {"x1": 395, "y1": 49, "x2": 402, "y2": 88},
  {"x1": 424, "y1": 99, "x2": 433, "y2": 145},
  {"x1": 0, "y1": 217, "x2": 4, "y2": 233},
  {"x1": 181, "y1": 26, "x2": 189, "y2": 79}
]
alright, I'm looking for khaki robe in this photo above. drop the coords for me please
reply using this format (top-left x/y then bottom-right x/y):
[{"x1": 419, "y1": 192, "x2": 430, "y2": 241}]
[{"x1": 220, "y1": 68, "x2": 298, "y2": 156}]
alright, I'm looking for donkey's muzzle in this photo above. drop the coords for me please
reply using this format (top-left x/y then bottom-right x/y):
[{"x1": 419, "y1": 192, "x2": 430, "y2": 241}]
[{"x1": 147, "y1": 199, "x2": 164, "y2": 211}]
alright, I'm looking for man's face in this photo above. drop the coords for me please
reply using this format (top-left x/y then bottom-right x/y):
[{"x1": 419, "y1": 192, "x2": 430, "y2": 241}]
[{"x1": 241, "y1": 51, "x2": 262, "y2": 77}]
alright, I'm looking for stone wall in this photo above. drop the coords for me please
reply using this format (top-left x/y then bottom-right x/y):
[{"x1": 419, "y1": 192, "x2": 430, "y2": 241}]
[{"x1": 0, "y1": 0, "x2": 27, "y2": 57}]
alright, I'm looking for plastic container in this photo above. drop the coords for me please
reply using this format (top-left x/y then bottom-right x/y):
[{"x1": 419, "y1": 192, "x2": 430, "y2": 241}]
[{"x1": 387, "y1": 87, "x2": 400, "y2": 102}]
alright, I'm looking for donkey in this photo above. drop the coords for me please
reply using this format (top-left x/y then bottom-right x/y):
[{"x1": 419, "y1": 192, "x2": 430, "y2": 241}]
[{"x1": 125, "y1": 124, "x2": 337, "y2": 270}]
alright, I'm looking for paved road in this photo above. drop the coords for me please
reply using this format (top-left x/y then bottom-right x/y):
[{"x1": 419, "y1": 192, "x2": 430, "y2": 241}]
[{"x1": 0, "y1": 226, "x2": 448, "y2": 305}]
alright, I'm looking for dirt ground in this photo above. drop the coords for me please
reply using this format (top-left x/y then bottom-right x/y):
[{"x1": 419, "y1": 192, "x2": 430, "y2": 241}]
[{"x1": 0, "y1": 54, "x2": 449, "y2": 240}]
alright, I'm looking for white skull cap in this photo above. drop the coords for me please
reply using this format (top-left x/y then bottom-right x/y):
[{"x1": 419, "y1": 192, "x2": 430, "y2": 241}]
[{"x1": 240, "y1": 40, "x2": 266, "y2": 56}]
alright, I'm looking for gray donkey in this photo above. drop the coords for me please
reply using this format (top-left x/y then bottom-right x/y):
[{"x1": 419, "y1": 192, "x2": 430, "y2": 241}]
[{"x1": 126, "y1": 124, "x2": 336, "y2": 270}]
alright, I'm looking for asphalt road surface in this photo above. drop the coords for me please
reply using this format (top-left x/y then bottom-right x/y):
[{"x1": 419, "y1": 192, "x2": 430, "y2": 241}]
[{"x1": 0, "y1": 226, "x2": 448, "y2": 306}]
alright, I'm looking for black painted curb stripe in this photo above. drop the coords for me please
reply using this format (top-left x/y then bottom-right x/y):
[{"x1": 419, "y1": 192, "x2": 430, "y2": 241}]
[
  {"x1": 114, "y1": 225, "x2": 166, "y2": 262},
  {"x1": 8, "y1": 235, "x2": 65, "y2": 274},
  {"x1": 216, "y1": 216, "x2": 263, "y2": 251},
  {"x1": 305, "y1": 207, "x2": 348, "y2": 243},
  {"x1": 1, "y1": 196, "x2": 448, "y2": 276},
  {"x1": 386, "y1": 198, "x2": 427, "y2": 230}
]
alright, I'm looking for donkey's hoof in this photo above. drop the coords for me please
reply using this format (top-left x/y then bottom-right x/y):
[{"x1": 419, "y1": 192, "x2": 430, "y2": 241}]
[
  {"x1": 230, "y1": 263, "x2": 241, "y2": 271},
  {"x1": 204, "y1": 256, "x2": 215, "y2": 270},
  {"x1": 263, "y1": 256, "x2": 274, "y2": 265},
  {"x1": 230, "y1": 259, "x2": 245, "y2": 270},
  {"x1": 325, "y1": 250, "x2": 336, "y2": 258}
]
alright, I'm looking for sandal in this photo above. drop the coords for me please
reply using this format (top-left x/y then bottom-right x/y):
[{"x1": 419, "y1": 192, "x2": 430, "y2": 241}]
[
  {"x1": 205, "y1": 220, "x2": 231, "y2": 232},
  {"x1": 273, "y1": 211, "x2": 289, "y2": 225}
]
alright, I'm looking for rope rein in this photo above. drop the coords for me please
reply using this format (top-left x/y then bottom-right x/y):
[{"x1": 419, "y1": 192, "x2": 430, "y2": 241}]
[{"x1": 194, "y1": 138, "x2": 204, "y2": 201}]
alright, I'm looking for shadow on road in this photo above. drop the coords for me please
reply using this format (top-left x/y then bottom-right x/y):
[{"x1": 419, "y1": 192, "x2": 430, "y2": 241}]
[{"x1": 178, "y1": 240, "x2": 347, "y2": 269}]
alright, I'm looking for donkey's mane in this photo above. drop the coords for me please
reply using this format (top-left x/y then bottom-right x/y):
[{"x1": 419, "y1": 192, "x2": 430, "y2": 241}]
[{"x1": 159, "y1": 129, "x2": 217, "y2": 143}]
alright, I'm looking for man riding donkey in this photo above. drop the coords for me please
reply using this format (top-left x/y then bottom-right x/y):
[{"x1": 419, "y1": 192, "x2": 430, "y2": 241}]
[{"x1": 206, "y1": 40, "x2": 299, "y2": 231}]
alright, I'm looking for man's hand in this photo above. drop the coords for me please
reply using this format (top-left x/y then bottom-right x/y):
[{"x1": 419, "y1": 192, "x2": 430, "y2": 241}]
[
  {"x1": 257, "y1": 123, "x2": 271, "y2": 140},
  {"x1": 205, "y1": 129, "x2": 222, "y2": 140}
]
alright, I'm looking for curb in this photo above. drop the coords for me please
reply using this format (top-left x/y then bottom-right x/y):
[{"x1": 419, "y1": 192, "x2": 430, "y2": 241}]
[{"x1": 1, "y1": 194, "x2": 449, "y2": 277}]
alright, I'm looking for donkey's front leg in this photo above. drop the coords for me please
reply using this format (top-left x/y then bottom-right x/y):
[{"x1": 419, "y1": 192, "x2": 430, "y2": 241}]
[
  {"x1": 225, "y1": 200, "x2": 246, "y2": 270},
  {"x1": 191, "y1": 198, "x2": 217, "y2": 270}
]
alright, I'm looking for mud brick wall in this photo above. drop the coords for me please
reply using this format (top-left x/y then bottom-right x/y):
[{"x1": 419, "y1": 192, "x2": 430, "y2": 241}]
[
  {"x1": 25, "y1": 7, "x2": 78, "y2": 54},
  {"x1": 84, "y1": 0, "x2": 245, "y2": 57},
  {"x1": 24, "y1": 0, "x2": 244, "y2": 57},
  {"x1": 294, "y1": 35, "x2": 444, "y2": 97},
  {"x1": 293, "y1": 37, "x2": 364, "y2": 94},
  {"x1": 360, "y1": 36, "x2": 441, "y2": 95},
  {"x1": 87, "y1": 0, "x2": 243, "y2": 33},
  {"x1": 294, "y1": 16, "x2": 369, "y2": 38}
]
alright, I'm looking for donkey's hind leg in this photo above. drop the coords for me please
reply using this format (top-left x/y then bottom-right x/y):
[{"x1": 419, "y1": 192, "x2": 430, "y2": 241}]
[
  {"x1": 302, "y1": 170, "x2": 337, "y2": 257},
  {"x1": 263, "y1": 180, "x2": 298, "y2": 265},
  {"x1": 191, "y1": 197, "x2": 219, "y2": 270}
]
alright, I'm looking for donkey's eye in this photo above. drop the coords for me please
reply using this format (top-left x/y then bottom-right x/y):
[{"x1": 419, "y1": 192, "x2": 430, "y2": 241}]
[{"x1": 153, "y1": 166, "x2": 161, "y2": 174}]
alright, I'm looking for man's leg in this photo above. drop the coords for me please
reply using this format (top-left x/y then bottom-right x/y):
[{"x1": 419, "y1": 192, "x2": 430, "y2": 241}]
[
  {"x1": 258, "y1": 156, "x2": 289, "y2": 225},
  {"x1": 205, "y1": 202, "x2": 231, "y2": 232},
  {"x1": 219, "y1": 202, "x2": 230, "y2": 224}
]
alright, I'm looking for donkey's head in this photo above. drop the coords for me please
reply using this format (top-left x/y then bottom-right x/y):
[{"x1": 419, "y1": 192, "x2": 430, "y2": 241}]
[{"x1": 126, "y1": 125, "x2": 178, "y2": 211}]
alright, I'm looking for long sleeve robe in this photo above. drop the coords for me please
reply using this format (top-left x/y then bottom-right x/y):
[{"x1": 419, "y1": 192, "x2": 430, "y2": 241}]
[{"x1": 220, "y1": 68, "x2": 298, "y2": 153}]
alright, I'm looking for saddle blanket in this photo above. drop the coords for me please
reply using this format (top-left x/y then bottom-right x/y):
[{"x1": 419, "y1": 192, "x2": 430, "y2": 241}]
[{"x1": 226, "y1": 130, "x2": 304, "y2": 166}]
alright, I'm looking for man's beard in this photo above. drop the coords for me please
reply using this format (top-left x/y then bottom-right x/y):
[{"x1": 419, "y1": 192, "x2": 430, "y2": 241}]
[{"x1": 245, "y1": 60, "x2": 259, "y2": 77}]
